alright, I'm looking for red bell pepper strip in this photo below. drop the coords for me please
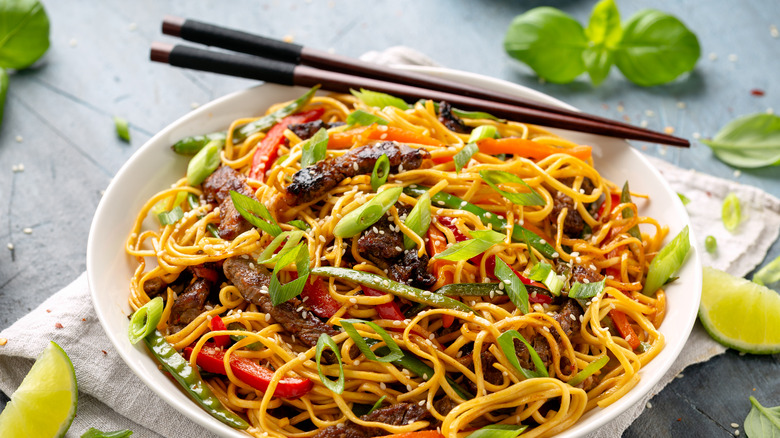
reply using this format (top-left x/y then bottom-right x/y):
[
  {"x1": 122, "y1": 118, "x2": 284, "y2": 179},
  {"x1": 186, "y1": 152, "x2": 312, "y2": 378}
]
[
  {"x1": 597, "y1": 193, "x2": 622, "y2": 222},
  {"x1": 248, "y1": 108, "x2": 325, "y2": 182},
  {"x1": 609, "y1": 309, "x2": 641, "y2": 350},
  {"x1": 191, "y1": 265, "x2": 219, "y2": 283},
  {"x1": 362, "y1": 286, "x2": 405, "y2": 321},
  {"x1": 208, "y1": 315, "x2": 230, "y2": 348},
  {"x1": 476, "y1": 137, "x2": 592, "y2": 161},
  {"x1": 301, "y1": 277, "x2": 342, "y2": 319},
  {"x1": 184, "y1": 345, "x2": 313, "y2": 399}
]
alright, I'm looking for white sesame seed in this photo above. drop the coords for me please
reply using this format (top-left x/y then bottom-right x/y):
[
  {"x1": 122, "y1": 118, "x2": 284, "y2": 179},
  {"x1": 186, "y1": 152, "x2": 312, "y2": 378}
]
[
  {"x1": 22, "y1": 228, "x2": 32, "y2": 234},
  {"x1": 709, "y1": 52, "x2": 718, "y2": 61},
  {"x1": 640, "y1": 120, "x2": 648, "y2": 128},
  {"x1": 428, "y1": 333, "x2": 435, "y2": 340},
  {"x1": 676, "y1": 101, "x2": 686, "y2": 109},
  {"x1": 380, "y1": 382, "x2": 387, "y2": 389},
  {"x1": 298, "y1": 353, "x2": 307, "y2": 361},
  {"x1": 406, "y1": 384, "x2": 413, "y2": 391},
  {"x1": 7, "y1": 243, "x2": 13, "y2": 250},
  {"x1": 539, "y1": 239, "x2": 546, "y2": 245},
  {"x1": 733, "y1": 170, "x2": 742, "y2": 178},
  {"x1": 570, "y1": 314, "x2": 576, "y2": 321},
  {"x1": 728, "y1": 54, "x2": 738, "y2": 62},
  {"x1": 735, "y1": 430, "x2": 740, "y2": 436},
  {"x1": 570, "y1": 252, "x2": 579, "y2": 257},
  {"x1": 583, "y1": 278, "x2": 590, "y2": 284},
  {"x1": 485, "y1": 212, "x2": 492, "y2": 218},
  {"x1": 353, "y1": 360, "x2": 360, "y2": 366},
  {"x1": 297, "y1": 306, "x2": 305, "y2": 312},
  {"x1": 498, "y1": 282, "x2": 504, "y2": 290},
  {"x1": 418, "y1": 400, "x2": 425, "y2": 406},
  {"x1": 349, "y1": 298, "x2": 357, "y2": 304},
  {"x1": 731, "y1": 423, "x2": 739, "y2": 428},
  {"x1": 15, "y1": 135, "x2": 23, "y2": 143},
  {"x1": 69, "y1": 38, "x2": 78, "y2": 47},
  {"x1": 646, "y1": 402, "x2": 652, "y2": 409},
  {"x1": 395, "y1": 246, "x2": 402, "y2": 252},
  {"x1": 353, "y1": 162, "x2": 359, "y2": 171},
  {"x1": 264, "y1": 313, "x2": 271, "y2": 322},
  {"x1": 436, "y1": 200, "x2": 445, "y2": 206},
  {"x1": 552, "y1": 252, "x2": 559, "y2": 258}
]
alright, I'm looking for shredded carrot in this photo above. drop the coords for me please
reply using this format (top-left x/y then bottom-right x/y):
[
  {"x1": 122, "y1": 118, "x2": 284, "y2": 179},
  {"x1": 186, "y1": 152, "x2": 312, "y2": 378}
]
[
  {"x1": 477, "y1": 137, "x2": 592, "y2": 161},
  {"x1": 609, "y1": 309, "x2": 641, "y2": 350},
  {"x1": 329, "y1": 125, "x2": 443, "y2": 149}
]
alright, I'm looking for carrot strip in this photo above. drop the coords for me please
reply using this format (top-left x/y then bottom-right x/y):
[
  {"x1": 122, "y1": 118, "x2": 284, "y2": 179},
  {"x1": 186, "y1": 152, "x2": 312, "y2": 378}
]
[
  {"x1": 329, "y1": 125, "x2": 443, "y2": 149},
  {"x1": 609, "y1": 309, "x2": 641, "y2": 350}
]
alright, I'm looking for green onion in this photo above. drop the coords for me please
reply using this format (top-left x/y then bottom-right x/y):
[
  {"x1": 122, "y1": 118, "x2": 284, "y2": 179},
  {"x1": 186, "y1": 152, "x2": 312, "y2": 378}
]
[
  {"x1": 433, "y1": 229, "x2": 505, "y2": 261},
  {"x1": 288, "y1": 219, "x2": 311, "y2": 231},
  {"x1": 453, "y1": 142, "x2": 479, "y2": 173},
  {"x1": 172, "y1": 132, "x2": 227, "y2": 155},
  {"x1": 494, "y1": 258, "x2": 529, "y2": 313},
  {"x1": 157, "y1": 206, "x2": 184, "y2": 226},
  {"x1": 268, "y1": 243, "x2": 310, "y2": 306},
  {"x1": 527, "y1": 262, "x2": 564, "y2": 296},
  {"x1": 642, "y1": 225, "x2": 691, "y2": 296},
  {"x1": 300, "y1": 128, "x2": 329, "y2": 169},
  {"x1": 333, "y1": 187, "x2": 402, "y2": 238},
  {"x1": 187, "y1": 193, "x2": 219, "y2": 238},
  {"x1": 186, "y1": 139, "x2": 223, "y2": 186},
  {"x1": 497, "y1": 330, "x2": 548, "y2": 379},
  {"x1": 567, "y1": 355, "x2": 610, "y2": 387},
  {"x1": 479, "y1": 170, "x2": 545, "y2": 206},
  {"x1": 468, "y1": 125, "x2": 499, "y2": 143},
  {"x1": 257, "y1": 231, "x2": 305, "y2": 264},
  {"x1": 677, "y1": 192, "x2": 691, "y2": 206},
  {"x1": 366, "y1": 395, "x2": 386, "y2": 415},
  {"x1": 113, "y1": 116, "x2": 131, "y2": 142},
  {"x1": 620, "y1": 182, "x2": 642, "y2": 240},
  {"x1": 705, "y1": 235, "x2": 717, "y2": 254},
  {"x1": 351, "y1": 88, "x2": 409, "y2": 110},
  {"x1": 753, "y1": 255, "x2": 780, "y2": 286},
  {"x1": 128, "y1": 297, "x2": 164, "y2": 345},
  {"x1": 81, "y1": 427, "x2": 134, "y2": 438},
  {"x1": 403, "y1": 185, "x2": 557, "y2": 258},
  {"x1": 230, "y1": 190, "x2": 283, "y2": 237},
  {"x1": 370, "y1": 154, "x2": 390, "y2": 191},
  {"x1": 568, "y1": 279, "x2": 606, "y2": 299},
  {"x1": 311, "y1": 267, "x2": 474, "y2": 313},
  {"x1": 315, "y1": 333, "x2": 345, "y2": 394},
  {"x1": 403, "y1": 192, "x2": 431, "y2": 250},
  {"x1": 340, "y1": 319, "x2": 404, "y2": 363},
  {"x1": 346, "y1": 109, "x2": 389, "y2": 127},
  {"x1": 722, "y1": 193, "x2": 741, "y2": 232},
  {"x1": 466, "y1": 424, "x2": 528, "y2": 438},
  {"x1": 226, "y1": 323, "x2": 262, "y2": 350}
]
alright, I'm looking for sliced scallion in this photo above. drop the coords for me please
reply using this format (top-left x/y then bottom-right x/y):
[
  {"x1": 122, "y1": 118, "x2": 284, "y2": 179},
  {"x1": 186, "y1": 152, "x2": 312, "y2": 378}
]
[
  {"x1": 494, "y1": 258, "x2": 529, "y2": 313},
  {"x1": 300, "y1": 128, "x2": 328, "y2": 169},
  {"x1": 186, "y1": 139, "x2": 223, "y2": 187},
  {"x1": 468, "y1": 125, "x2": 499, "y2": 143},
  {"x1": 187, "y1": 193, "x2": 219, "y2": 238},
  {"x1": 333, "y1": 187, "x2": 402, "y2": 238},
  {"x1": 230, "y1": 190, "x2": 283, "y2": 237},
  {"x1": 288, "y1": 219, "x2": 311, "y2": 231},
  {"x1": 568, "y1": 279, "x2": 606, "y2": 299},
  {"x1": 433, "y1": 229, "x2": 505, "y2": 261},
  {"x1": 351, "y1": 88, "x2": 409, "y2": 110},
  {"x1": 722, "y1": 193, "x2": 741, "y2": 232},
  {"x1": 453, "y1": 142, "x2": 479, "y2": 173},
  {"x1": 527, "y1": 262, "x2": 564, "y2": 296},
  {"x1": 567, "y1": 355, "x2": 609, "y2": 386},
  {"x1": 257, "y1": 231, "x2": 305, "y2": 264},
  {"x1": 642, "y1": 225, "x2": 690, "y2": 296},
  {"x1": 403, "y1": 192, "x2": 431, "y2": 250},
  {"x1": 466, "y1": 424, "x2": 528, "y2": 438},
  {"x1": 497, "y1": 330, "x2": 549, "y2": 379},
  {"x1": 370, "y1": 154, "x2": 390, "y2": 191},
  {"x1": 340, "y1": 319, "x2": 404, "y2": 363},
  {"x1": 346, "y1": 110, "x2": 389, "y2": 127},
  {"x1": 114, "y1": 116, "x2": 131, "y2": 142},
  {"x1": 366, "y1": 395, "x2": 386, "y2": 415},
  {"x1": 620, "y1": 181, "x2": 642, "y2": 240},
  {"x1": 677, "y1": 192, "x2": 691, "y2": 206},
  {"x1": 268, "y1": 243, "x2": 310, "y2": 306},
  {"x1": 479, "y1": 170, "x2": 545, "y2": 206},
  {"x1": 430, "y1": 102, "x2": 503, "y2": 122},
  {"x1": 315, "y1": 333, "x2": 344, "y2": 394},
  {"x1": 157, "y1": 206, "x2": 184, "y2": 226},
  {"x1": 128, "y1": 297, "x2": 164, "y2": 344},
  {"x1": 753, "y1": 255, "x2": 780, "y2": 286}
]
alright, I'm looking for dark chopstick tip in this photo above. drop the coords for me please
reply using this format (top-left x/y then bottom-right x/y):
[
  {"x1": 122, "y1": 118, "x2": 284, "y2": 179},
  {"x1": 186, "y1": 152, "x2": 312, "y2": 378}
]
[
  {"x1": 150, "y1": 42, "x2": 174, "y2": 63},
  {"x1": 162, "y1": 15, "x2": 185, "y2": 37}
]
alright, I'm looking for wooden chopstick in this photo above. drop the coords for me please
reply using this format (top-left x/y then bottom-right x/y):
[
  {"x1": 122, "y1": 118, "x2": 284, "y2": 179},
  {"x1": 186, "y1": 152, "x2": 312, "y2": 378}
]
[{"x1": 150, "y1": 40, "x2": 689, "y2": 147}]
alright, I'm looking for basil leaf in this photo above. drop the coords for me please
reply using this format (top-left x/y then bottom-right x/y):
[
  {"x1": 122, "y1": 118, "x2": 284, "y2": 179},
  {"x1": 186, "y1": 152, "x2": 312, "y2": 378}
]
[
  {"x1": 479, "y1": 170, "x2": 545, "y2": 206},
  {"x1": 744, "y1": 396, "x2": 780, "y2": 438},
  {"x1": 81, "y1": 428, "x2": 133, "y2": 438},
  {"x1": 466, "y1": 424, "x2": 528, "y2": 438},
  {"x1": 583, "y1": 47, "x2": 614, "y2": 87},
  {"x1": 614, "y1": 9, "x2": 700, "y2": 86},
  {"x1": 0, "y1": 0, "x2": 50, "y2": 70},
  {"x1": 113, "y1": 116, "x2": 131, "y2": 142},
  {"x1": 230, "y1": 190, "x2": 283, "y2": 237},
  {"x1": 497, "y1": 330, "x2": 549, "y2": 379},
  {"x1": 403, "y1": 192, "x2": 431, "y2": 250},
  {"x1": 0, "y1": 68, "x2": 7, "y2": 126},
  {"x1": 370, "y1": 154, "x2": 390, "y2": 191},
  {"x1": 494, "y1": 258, "x2": 529, "y2": 314},
  {"x1": 351, "y1": 88, "x2": 409, "y2": 110},
  {"x1": 300, "y1": 127, "x2": 329, "y2": 168},
  {"x1": 316, "y1": 333, "x2": 345, "y2": 394},
  {"x1": 288, "y1": 219, "x2": 311, "y2": 231},
  {"x1": 268, "y1": 243, "x2": 310, "y2": 306},
  {"x1": 346, "y1": 109, "x2": 389, "y2": 127},
  {"x1": 434, "y1": 229, "x2": 505, "y2": 261},
  {"x1": 503, "y1": 7, "x2": 588, "y2": 83},
  {"x1": 157, "y1": 206, "x2": 184, "y2": 226},
  {"x1": 702, "y1": 113, "x2": 780, "y2": 168},
  {"x1": 568, "y1": 279, "x2": 606, "y2": 299},
  {"x1": 454, "y1": 142, "x2": 479, "y2": 173},
  {"x1": 340, "y1": 319, "x2": 404, "y2": 363},
  {"x1": 583, "y1": 0, "x2": 621, "y2": 85}
]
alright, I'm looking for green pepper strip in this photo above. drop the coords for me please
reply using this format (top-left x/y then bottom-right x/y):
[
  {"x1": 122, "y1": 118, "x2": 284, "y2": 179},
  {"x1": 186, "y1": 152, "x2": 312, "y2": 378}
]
[
  {"x1": 187, "y1": 194, "x2": 219, "y2": 238},
  {"x1": 403, "y1": 185, "x2": 556, "y2": 258},
  {"x1": 172, "y1": 86, "x2": 320, "y2": 154},
  {"x1": 310, "y1": 267, "x2": 474, "y2": 313},
  {"x1": 143, "y1": 330, "x2": 249, "y2": 429},
  {"x1": 434, "y1": 282, "x2": 549, "y2": 298}
]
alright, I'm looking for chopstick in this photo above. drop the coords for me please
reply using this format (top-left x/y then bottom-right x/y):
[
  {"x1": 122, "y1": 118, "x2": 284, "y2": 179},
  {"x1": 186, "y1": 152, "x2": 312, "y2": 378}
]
[{"x1": 152, "y1": 21, "x2": 689, "y2": 147}]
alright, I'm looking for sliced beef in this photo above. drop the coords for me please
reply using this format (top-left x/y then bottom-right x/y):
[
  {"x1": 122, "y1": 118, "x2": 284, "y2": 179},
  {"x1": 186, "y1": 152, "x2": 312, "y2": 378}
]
[
  {"x1": 357, "y1": 215, "x2": 405, "y2": 265},
  {"x1": 288, "y1": 120, "x2": 345, "y2": 141},
  {"x1": 202, "y1": 165, "x2": 254, "y2": 240},
  {"x1": 514, "y1": 335, "x2": 552, "y2": 372},
  {"x1": 388, "y1": 250, "x2": 436, "y2": 289},
  {"x1": 551, "y1": 191, "x2": 585, "y2": 237},
  {"x1": 223, "y1": 257, "x2": 338, "y2": 348},
  {"x1": 170, "y1": 277, "x2": 213, "y2": 326},
  {"x1": 460, "y1": 350, "x2": 505, "y2": 395},
  {"x1": 285, "y1": 142, "x2": 430, "y2": 206},
  {"x1": 312, "y1": 403, "x2": 432, "y2": 438},
  {"x1": 433, "y1": 397, "x2": 458, "y2": 416},
  {"x1": 438, "y1": 101, "x2": 470, "y2": 134},
  {"x1": 553, "y1": 298, "x2": 584, "y2": 339},
  {"x1": 571, "y1": 264, "x2": 604, "y2": 285},
  {"x1": 142, "y1": 277, "x2": 167, "y2": 297}
]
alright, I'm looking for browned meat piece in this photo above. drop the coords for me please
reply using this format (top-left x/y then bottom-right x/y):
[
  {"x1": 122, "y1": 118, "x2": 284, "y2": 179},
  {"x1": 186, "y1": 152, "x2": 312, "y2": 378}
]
[
  {"x1": 438, "y1": 101, "x2": 470, "y2": 134},
  {"x1": 388, "y1": 250, "x2": 436, "y2": 289},
  {"x1": 433, "y1": 397, "x2": 458, "y2": 416},
  {"x1": 358, "y1": 215, "x2": 405, "y2": 265},
  {"x1": 571, "y1": 264, "x2": 604, "y2": 285},
  {"x1": 202, "y1": 165, "x2": 254, "y2": 240},
  {"x1": 288, "y1": 120, "x2": 345, "y2": 141},
  {"x1": 312, "y1": 403, "x2": 433, "y2": 438},
  {"x1": 170, "y1": 277, "x2": 213, "y2": 326},
  {"x1": 462, "y1": 350, "x2": 504, "y2": 395},
  {"x1": 553, "y1": 298, "x2": 584, "y2": 339},
  {"x1": 223, "y1": 257, "x2": 338, "y2": 348},
  {"x1": 142, "y1": 277, "x2": 167, "y2": 297},
  {"x1": 285, "y1": 141, "x2": 430, "y2": 206},
  {"x1": 551, "y1": 191, "x2": 585, "y2": 237},
  {"x1": 514, "y1": 335, "x2": 552, "y2": 372}
]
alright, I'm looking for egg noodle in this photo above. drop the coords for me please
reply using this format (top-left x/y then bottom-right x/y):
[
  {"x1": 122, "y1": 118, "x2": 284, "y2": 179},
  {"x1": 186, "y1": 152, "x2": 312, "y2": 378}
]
[{"x1": 126, "y1": 89, "x2": 668, "y2": 437}]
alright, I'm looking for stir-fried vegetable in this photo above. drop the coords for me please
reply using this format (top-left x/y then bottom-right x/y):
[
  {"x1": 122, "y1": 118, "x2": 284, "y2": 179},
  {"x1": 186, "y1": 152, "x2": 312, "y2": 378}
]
[
  {"x1": 128, "y1": 297, "x2": 163, "y2": 344},
  {"x1": 230, "y1": 190, "x2": 283, "y2": 237},
  {"x1": 300, "y1": 127, "x2": 329, "y2": 169},
  {"x1": 316, "y1": 333, "x2": 345, "y2": 394},
  {"x1": 433, "y1": 229, "x2": 505, "y2": 261},
  {"x1": 642, "y1": 225, "x2": 690, "y2": 296},
  {"x1": 567, "y1": 355, "x2": 609, "y2": 386},
  {"x1": 497, "y1": 330, "x2": 549, "y2": 378},
  {"x1": 346, "y1": 110, "x2": 389, "y2": 127},
  {"x1": 340, "y1": 319, "x2": 404, "y2": 362},
  {"x1": 403, "y1": 192, "x2": 431, "y2": 249},
  {"x1": 333, "y1": 187, "x2": 403, "y2": 238},
  {"x1": 371, "y1": 154, "x2": 390, "y2": 191},
  {"x1": 494, "y1": 258, "x2": 530, "y2": 313},
  {"x1": 479, "y1": 170, "x2": 545, "y2": 206},
  {"x1": 186, "y1": 139, "x2": 223, "y2": 186}
]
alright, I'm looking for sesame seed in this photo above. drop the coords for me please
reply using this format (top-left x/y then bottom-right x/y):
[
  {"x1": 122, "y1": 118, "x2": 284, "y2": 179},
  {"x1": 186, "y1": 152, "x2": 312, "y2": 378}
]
[
  {"x1": 640, "y1": 120, "x2": 648, "y2": 128},
  {"x1": 265, "y1": 313, "x2": 271, "y2": 322},
  {"x1": 692, "y1": 132, "x2": 701, "y2": 139},
  {"x1": 418, "y1": 400, "x2": 425, "y2": 406},
  {"x1": 302, "y1": 311, "x2": 308, "y2": 319},
  {"x1": 428, "y1": 333, "x2": 435, "y2": 340},
  {"x1": 297, "y1": 306, "x2": 305, "y2": 312},
  {"x1": 552, "y1": 252, "x2": 559, "y2": 258},
  {"x1": 437, "y1": 200, "x2": 445, "y2": 206},
  {"x1": 498, "y1": 282, "x2": 504, "y2": 290},
  {"x1": 298, "y1": 353, "x2": 307, "y2": 361},
  {"x1": 735, "y1": 430, "x2": 740, "y2": 436},
  {"x1": 349, "y1": 298, "x2": 357, "y2": 304},
  {"x1": 395, "y1": 246, "x2": 402, "y2": 252},
  {"x1": 406, "y1": 384, "x2": 413, "y2": 391},
  {"x1": 709, "y1": 52, "x2": 718, "y2": 61},
  {"x1": 539, "y1": 239, "x2": 546, "y2": 245},
  {"x1": 392, "y1": 319, "x2": 402, "y2": 326},
  {"x1": 575, "y1": 257, "x2": 582, "y2": 263},
  {"x1": 570, "y1": 252, "x2": 579, "y2": 257},
  {"x1": 646, "y1": 402, "x2": 652, "y2": 409},
  {"x1": 677, "y1": 101, "x2": 686, "y2": 109},
  {"x1": 583, "y1": 278, "x2": 590, "y2": 284},
  {"x1": 728, "y1": 54, "x2": 738, "y2": 62},
  {"x1": 353, "y1": 360, "x2": 360, "y2": 366},
  {"x1": 353, "y1": 162, "x2": 359, "y2": 171},
  {"x1": 485, "y1": 212, "x2": 492, "y2": 218},
  {"x1": 460, "y1": 201, "x2": 467, "y2": 207},
  {"x1": 319, "y1": 235, "x2": 326, "y2": 243},
  {"x1": 731, "y1": 423, "x2": 739, "y2": 428},
  {"x1": 15, "y1": 135, "x2": 23, "y2": 143},
  {"x1": 733, "y1": 170, "x2": 742, "y2": 178},
  {"x1": 570, "y1": 314, "x2": 576, "y2": 321},
  {"x1": 23, "y1": 228, "x2": 32, "y2": 234},
  {"x1": 677, "y1": 373, "x2": 684, "y2": 379},
  {"x1": 380, "y1": 382, "x2": 387, "y2": 389}
]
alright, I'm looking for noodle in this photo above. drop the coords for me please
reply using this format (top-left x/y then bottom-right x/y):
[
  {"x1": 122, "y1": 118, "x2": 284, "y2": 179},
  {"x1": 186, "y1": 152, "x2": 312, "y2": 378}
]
[{"x1": 126, "y1": 89, "x2": 669, "y2": 437}]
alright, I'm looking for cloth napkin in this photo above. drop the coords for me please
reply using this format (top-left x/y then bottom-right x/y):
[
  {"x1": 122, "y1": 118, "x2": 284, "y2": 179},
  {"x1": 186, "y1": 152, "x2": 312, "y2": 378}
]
[{"x1": 2, "y1": 47, "x2": 780, "y2": 438}]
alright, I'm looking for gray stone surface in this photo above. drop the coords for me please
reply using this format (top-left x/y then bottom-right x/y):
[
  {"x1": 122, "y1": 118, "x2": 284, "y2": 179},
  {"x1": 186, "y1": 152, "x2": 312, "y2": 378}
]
[{"x1": 1, "y1": 0, "x2": 778, "y2": 436}]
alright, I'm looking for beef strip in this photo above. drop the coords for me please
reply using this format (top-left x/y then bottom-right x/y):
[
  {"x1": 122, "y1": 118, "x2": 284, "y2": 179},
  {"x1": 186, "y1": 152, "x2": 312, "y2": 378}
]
[
  {"x1": 202, "y1": 165, "x2": 254, "y2": 240},
  {"x1": 223, "y1": 257, "x2": 339, "y2": 348},
  {"x1": 514, "y1": 335, "x2": 552, "y2": 372},
  {"x1": 388, "y1": 250, "x2": 436, "y2": 289},
  {"x1": 170, "y1": 277, "x2": 213, "y2": 326},
  {"x1": 285, "y1": 141, "x2": 430, "y2": 206},
  {"x1": 553, "y1": 298, "x2": 584, "y2": 340},
  {"x1": 458, "y1": 349, "x2": 505, "y2": 395},
  {"x1": 142, "y1": 277, "x2": 167, "y2": 297},
  {"x1": 571, "y1": 264, "x2": 604, "y2": 285},
  {"x1": 312, "y1": 402, "x2": 432, "y2": 438},
  {"x1": 288, "y1": 120, "x2": 345, "y2": 141},
  {"x1": 433, "y1": 397, "x2": 458, "y2": 416},
  {"x1": 551, "y1": 191, "x2": 585, "y2": 237},
  {"x1": 438, "y1": 101, "x2": 471, "y2": 134}
]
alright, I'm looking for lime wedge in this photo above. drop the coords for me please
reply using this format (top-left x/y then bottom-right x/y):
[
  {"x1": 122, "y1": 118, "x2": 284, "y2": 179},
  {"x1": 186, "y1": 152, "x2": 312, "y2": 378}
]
[
  {"x1": 700, "y1": 267, "x2": 780, "y2": 354},
  {"x1": 0, "y1": 341, "x2": 78, "y2": 437}
]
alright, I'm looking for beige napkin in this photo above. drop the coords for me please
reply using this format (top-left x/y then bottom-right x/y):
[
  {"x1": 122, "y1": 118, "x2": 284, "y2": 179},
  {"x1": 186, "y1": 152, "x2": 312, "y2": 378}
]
[{"x1": 2, "y1": 47, "x2": 779, "y2": 438}]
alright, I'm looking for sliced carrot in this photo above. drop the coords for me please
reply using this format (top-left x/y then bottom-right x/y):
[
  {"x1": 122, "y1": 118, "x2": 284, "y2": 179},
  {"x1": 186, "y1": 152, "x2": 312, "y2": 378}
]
[
  {"x1": 477, "y1": 137, "x2": 592, "y2": 161},
  {"x1": 381, "y1": 431, "x2": 445, "y2": 438},
  {"x1": 329, "y1": 125, "x2": 443, "y2": 149},
  {"x1": 609, "y1": 309, "x2": 641, "y2": 350}
]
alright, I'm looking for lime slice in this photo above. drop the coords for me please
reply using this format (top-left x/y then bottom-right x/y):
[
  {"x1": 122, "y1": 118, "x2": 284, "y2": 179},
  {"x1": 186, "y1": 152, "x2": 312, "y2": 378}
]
[
  {"x1": 0, "y1": 341, "x2": 78, "y2": 437},
  {"x1": 700, "y1": 267, "x2": 780, "y2": 354}
]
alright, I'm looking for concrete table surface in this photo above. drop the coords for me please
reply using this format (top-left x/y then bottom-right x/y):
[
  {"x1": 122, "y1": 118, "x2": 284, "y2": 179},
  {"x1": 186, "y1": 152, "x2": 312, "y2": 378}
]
[{"x1": 1, "y1": 0, "x2": 778, "y2": 436}]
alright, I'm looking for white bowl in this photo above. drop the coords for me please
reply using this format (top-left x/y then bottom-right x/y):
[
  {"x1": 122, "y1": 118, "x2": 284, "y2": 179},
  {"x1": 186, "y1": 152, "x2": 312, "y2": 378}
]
[{"x1": 87, "y1": 67, "x2": 701, "y2": 437}]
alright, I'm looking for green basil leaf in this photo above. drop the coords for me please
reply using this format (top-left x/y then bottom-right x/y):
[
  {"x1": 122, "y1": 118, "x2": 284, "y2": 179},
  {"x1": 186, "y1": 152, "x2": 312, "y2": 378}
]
[
  {"x1": 454, "y1": 142, "x2": 479, "y2": 174},
  {"x1": 346, "y1": 109, "x2": 389, "y2": 127},
  {"x1": 497, "y1": 330, "x2": 549, "y2": 379},
  {"x1": 316, "y1": 333, "x2": 345, "y2": 394},
  {"x1": 744, "y1": 396, "x2": 780, "y2": 438},
  {"x1": 300, "y1": 127, "x2": 329, "y2": 168},
  {"x1": 0, "y1": 68, "x2": 8, "y2": 126},
  {"x1": 585, "y1": 0, "x2": 622, "y2": 46},
  {"x1": 753, "y1": 255, "x2": 780, "y2": 287},
  {"x1": 288, "y1": 219, "x2": 311, "y2": 231},
  {"x1": 568, "y1": 279, "x2": 606, "y2": 299},
  {"x1": 702, "y1": 113, "x2": 780, "y2": 168},
  {"x1": 268, "y1": 243, "x2": 310, "y2": 306},
  {"x1": 642, "y1": 225, "x2": 690, "y2": 296},
  {"x1": 434, "y1": 229, "x2": 506, "y2": 261},
  {"x1": 583, "y1": 47, "x2": 614, "y2": 86},
  {"x1": 351, "y1": 88, "x2": 409, "y2": 110},
  {"x1": 466, "y1": 424, "x2": 528, "y2": 438},
  {"x1": 614, "y1": 9, "x2": 700, "y2": 86},
  {"x1": 81, "y1": 428, "x2": 133, "y2": 438},
  {"x1": 567, "y1": 355, "x2": 609, "y2": 386},
  {"x1": 157, "y1": 206, "x2": 184, "y2": 226},
  {"x1": 722, "y1": 193, "x2": 741, "y2": 232},
  {"x1": 340, "y1": 319, "x2": 404, "y2": 363},
  {"x1": 0, "y1": 0, "x2": 50, "y2": 70},
  {"x1": 370, "y1": 154, "x2": 390, "y2": 191},
  {"x1": 494, "y1": 258, "x2": 529, "y2": 314},
  {"x1": 403, "y1": 192, "x2": 431, "y2": 250},
  {"x1": 230, "y1": 190, "x2": 283, "y2": 237},
  {"x1": 503, "y1": 7, "x2": 588, "y2": 83},
  {"x1": 479, "y1": 170, "x2": 545, "y2": 206}
]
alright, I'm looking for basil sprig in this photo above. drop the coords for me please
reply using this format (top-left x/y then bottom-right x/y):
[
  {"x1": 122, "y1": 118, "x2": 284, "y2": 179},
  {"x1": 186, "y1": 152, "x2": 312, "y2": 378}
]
[
  {"x1": 702, "y1": 113, "x2": 780, "y2": 169},
  {"x1": 503, "y1": 0, "x2": 700, "y2": 86},
  {"x1": 744, "y1": 396, "x2": 780, "y2": 437}
]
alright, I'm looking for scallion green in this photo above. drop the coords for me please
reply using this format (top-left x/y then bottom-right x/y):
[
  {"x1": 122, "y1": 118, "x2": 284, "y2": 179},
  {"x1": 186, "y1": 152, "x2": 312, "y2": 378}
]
[
  {"x1": 494, "y1": 258, "x2": 529, "y2": 313},
  {"x1": 567, "y1": 355, "x2": 609, "y2": 386},
  {"x1": 351, "y1": 88, "x2": 409, "y2": 110},
  {"x1": 268, "y1": 243, "x2": 310, "y2": 306},
  {"x1": 620, "y1": 181, "x2": 642, "y2": 240},
  {"x1": 157, "y1": 206, "x2": 184, "y2": 226},
  {"x1": 128, "y1": 297, "x2": 164, "y2": 345},
  {"x1": 403, "y1": 192, "x2": 431, "y2": 250},
  {"x1": 257, "y1": 231, "x2": 305, "y2": 264},
  {"x1": 433, "y1": 229, "x2": 505, "y2": 261},
  {"x1": 568, "y1": 279, "x2": 605, "y2": 299},
  {"x1": 479, "y1": 170, "x2": 545, "y2": 206},
  {"x1": 453, "y1": 142, "x2": 479, "y2": 173},
  {"x1": 370, "y1": 154, "x2": 390, "y2": 191},
  {"x1": 340, "y1": 319, "x2": 404, "y2": 363},
  {"x1": 753, "y1": 255, "x2": 780, "y2": 286},
  {"x1": 288, "y1": 219, "x2": 311, "y2": 231},
  {"x1": 315, "y1": 333, "x2": 345, "y2": 394},
  {"x1": 642, "y1": 225, "x2": 690, "y2": 296},
  {"x1": 468, "y1": 125, "x2": 499, "y2": 143},
  {"x1": 366, "y1": 395, "x2": 386, "y2": 415},
  {"x1": 333, "y1": 187, "x2": 402, "y2": 238},
  {"x1": 677, "y1": 192, "x2": 691, "y2": 206},
  {"x1": 346, "y1": 109, "x2": 389, "y2": 127},
  {"x1": 527, "y1": 262, "x2": 564, "y2": 296},
  {"x1": 497, "y1": 330, "x2": 549, "y2": 379},
  {"x1": 466, "y1": 424, "x2": 528, "y2": 438},
  {"x1": 722, "y1": 193, "x2": 741, "y2": 232},
  {"x1": 186, "y1": 139, "x2": 223, "y2": 186},
  {"x1": 230, "y1": 190, "x2": 283, "y2": 237},
  {"x1": 300, "y1": 127, "x2": 328, "y2": 169}
]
